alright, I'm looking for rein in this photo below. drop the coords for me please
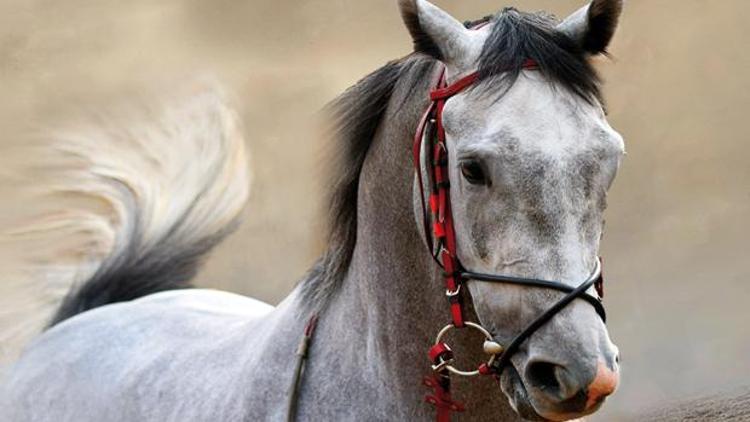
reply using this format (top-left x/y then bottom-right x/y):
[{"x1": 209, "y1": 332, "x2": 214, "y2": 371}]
[{"x1": 286, "y1": 315, "x2": 318, "y2": 422}]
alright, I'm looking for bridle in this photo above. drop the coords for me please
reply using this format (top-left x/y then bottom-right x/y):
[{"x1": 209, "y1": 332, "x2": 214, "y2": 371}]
[{"x1": 413, "y1": 62, "x2": 606, "y2": 421}]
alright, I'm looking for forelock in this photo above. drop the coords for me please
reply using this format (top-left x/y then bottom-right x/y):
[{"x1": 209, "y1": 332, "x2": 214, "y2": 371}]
[{"x1": 475, "y1": 7, "x2": 602, "y2": 104}]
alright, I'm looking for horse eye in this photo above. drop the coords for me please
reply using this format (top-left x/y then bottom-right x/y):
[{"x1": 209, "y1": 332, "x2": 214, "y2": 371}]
[{"x1": 459, "y1": 161, "x2": 487, "y2": 185}]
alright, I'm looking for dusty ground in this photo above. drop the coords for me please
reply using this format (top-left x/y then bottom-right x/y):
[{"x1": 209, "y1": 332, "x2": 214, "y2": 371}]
[{"x1": 1, "y1": 1, "x2": 749, "y2": 420}]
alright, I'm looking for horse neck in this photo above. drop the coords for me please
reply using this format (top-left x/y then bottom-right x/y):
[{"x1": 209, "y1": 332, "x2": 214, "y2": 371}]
[
  {"x1": 333, "y1": 94, "x2": 441, "y2": 365},
  {"x1": 310, "y1": 65, "x2": 519, "y2": 419},
  {"x1": 319, "y1": 73, "x2": 439, "y2": 358}
]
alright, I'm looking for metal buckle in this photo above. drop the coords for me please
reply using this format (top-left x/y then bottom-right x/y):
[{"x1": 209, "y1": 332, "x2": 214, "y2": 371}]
[
  {"x1": 435, "y1": 244, "x2": 449, "y2": 266},
  {"x1": 432, "y1": 321, "x2": 504, "y2": 377},
  {"x1": 445, "y1": 285, "x2": 461, "y2": 297},
  {"x1": 431, "y1": 356, "x2": 454, "y2": 372}
]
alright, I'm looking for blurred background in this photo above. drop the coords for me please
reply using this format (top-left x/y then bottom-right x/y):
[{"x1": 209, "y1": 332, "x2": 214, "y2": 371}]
[{"x1": 1, "y1": 0, "x2": 748, "y2": 420}]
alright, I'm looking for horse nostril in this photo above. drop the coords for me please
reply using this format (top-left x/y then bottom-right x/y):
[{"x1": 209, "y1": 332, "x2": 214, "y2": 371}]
[{"x1": 525, "y1": 361, "x2": 580, "y2": 401}]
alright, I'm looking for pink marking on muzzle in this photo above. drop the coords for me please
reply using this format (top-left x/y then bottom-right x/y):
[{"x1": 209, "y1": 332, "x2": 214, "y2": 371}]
[{"x1": 586, "y1": 361, "x2": 619, "y2": 409}]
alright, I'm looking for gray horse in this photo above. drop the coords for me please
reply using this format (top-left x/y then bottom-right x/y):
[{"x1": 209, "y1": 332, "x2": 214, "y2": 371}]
[{"x1": 1, "y1": 1, "x2": 626, "y2": 421}]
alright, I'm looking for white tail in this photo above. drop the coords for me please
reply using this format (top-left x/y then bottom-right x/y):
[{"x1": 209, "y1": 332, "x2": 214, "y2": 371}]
[{"x1": 0, "y1": 82, "x2": 249, "y2": 365}]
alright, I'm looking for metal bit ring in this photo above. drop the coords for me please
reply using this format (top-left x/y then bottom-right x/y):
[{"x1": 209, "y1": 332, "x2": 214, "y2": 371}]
[{"x1": 433, "y1": 321, "x2": 502, "y2": 377}]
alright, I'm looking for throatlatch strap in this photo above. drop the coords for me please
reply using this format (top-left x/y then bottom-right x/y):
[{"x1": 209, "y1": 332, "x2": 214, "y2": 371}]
[{"x1": 413, "y1": 101, "x2": 439, "y2": 264}]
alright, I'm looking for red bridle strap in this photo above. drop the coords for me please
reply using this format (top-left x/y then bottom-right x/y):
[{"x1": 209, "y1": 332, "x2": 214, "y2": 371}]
[
  {"x1": 433, "y1": 72, "x2": 462, "y2": 328},
  {"x1": 414, "y1": 59, "x2": 540, "y2": 329},
  {"x1": 430, "y1": 72, "x2": 480, "y2": 101},
  {"x1": 414, "y1": 59, "x2": 538, "y2": 422}
]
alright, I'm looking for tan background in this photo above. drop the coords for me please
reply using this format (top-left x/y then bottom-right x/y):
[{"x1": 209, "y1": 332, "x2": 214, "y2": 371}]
[{"x1": 1, "y1": 0, "x2": 749, "y2": 420}]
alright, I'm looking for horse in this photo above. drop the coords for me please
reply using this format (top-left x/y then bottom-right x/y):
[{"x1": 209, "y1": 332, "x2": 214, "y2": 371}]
[{"x1": 0, "y1": 1, "x2": 626, "y2": 421}]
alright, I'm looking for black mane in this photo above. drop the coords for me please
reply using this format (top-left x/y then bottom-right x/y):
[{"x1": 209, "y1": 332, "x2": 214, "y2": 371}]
[
  {"x1": 477, "y1": 8, "x2": 602, "y2": 103},
  {"x1": 300, "y1": 8, "x2": 603, "y2": 309}
]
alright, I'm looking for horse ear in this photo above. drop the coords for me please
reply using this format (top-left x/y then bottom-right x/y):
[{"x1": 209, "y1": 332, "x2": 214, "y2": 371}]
[
  {"x1": 398, "y1": 0, "x2": 471, "y2": 63},
  {"x1": 557, "y1": 0, "x2": 623, "y2": 55}
]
